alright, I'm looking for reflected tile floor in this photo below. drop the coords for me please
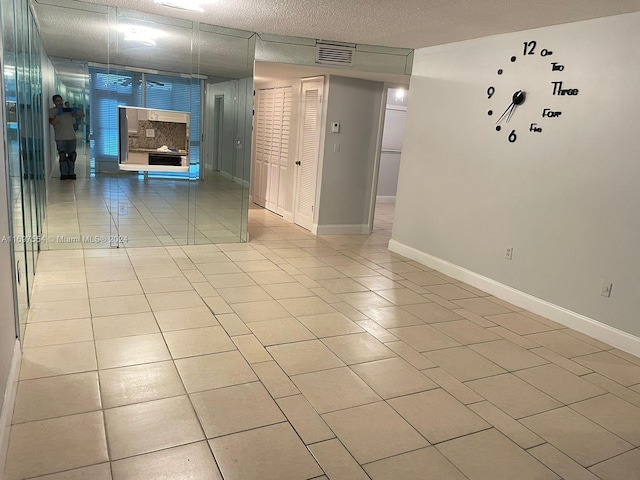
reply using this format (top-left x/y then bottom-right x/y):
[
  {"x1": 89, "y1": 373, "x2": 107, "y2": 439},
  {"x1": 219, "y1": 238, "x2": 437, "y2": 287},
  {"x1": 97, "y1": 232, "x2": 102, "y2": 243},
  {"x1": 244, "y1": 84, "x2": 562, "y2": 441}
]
[
  {"x1": 5, "y1": 201, "x2": 640, "y2": 479},
  {"x1": 45, "y1": 151, "x2": 245, "y2": 249}
]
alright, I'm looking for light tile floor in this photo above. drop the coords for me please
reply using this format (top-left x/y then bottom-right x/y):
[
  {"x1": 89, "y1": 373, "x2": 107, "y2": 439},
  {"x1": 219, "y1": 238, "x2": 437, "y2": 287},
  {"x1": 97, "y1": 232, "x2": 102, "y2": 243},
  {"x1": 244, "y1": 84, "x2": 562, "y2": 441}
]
[
  {"x1": 4, "y1": 201, "x2": 640, "y2": 479},
  {"x1": 44, "y1": 150, "x2": 246, "y2": 249}
]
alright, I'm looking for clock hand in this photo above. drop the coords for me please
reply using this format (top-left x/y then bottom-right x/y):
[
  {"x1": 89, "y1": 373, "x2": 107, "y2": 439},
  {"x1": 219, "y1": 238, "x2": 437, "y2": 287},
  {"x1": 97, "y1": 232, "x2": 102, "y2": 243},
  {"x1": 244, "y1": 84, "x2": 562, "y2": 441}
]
[
  {"x1": 496, "y1": 102, "x2": 515, "y2": 125},
  {"x1": 496, "y1": 90, "x2": 526, "y2": 125},
  {"x1": 506, "y1": 103, "x2": 517, "y2": 123}
]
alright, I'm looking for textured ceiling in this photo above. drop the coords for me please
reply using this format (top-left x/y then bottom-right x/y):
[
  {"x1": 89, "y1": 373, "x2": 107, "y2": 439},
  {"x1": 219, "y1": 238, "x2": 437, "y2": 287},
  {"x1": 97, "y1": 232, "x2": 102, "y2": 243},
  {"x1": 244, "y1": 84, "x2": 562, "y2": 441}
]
[
  {"x1": 62, "y1": 0, "x2": 640, "y2": 49},
  {"x1": 33, "y1": 0, "x2": 640, "y2": 89}
]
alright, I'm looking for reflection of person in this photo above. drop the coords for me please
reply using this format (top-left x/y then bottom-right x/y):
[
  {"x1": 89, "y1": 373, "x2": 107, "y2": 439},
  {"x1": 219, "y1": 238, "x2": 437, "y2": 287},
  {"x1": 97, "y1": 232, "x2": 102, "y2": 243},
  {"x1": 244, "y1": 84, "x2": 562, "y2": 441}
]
[{"x1": 49, "y1": 94, "x2": 84, "y2": 180}]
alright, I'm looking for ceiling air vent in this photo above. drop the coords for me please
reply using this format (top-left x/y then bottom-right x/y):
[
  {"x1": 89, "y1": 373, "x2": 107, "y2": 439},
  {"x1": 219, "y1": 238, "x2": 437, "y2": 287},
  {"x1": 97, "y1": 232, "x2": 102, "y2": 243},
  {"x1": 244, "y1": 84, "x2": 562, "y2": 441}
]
[{"x1": 316, "y1": 42, "x2": 355, "y2": 66}]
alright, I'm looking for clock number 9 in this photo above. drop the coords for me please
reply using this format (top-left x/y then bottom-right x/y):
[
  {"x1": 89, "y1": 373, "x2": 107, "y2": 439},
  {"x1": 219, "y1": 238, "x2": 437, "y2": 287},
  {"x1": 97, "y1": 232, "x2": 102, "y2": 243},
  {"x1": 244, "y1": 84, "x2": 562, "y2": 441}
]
[
  {"x1": 487, "y1": 87, "x2": 495, "y2": 99},
  {"x1": 508, "y1": 130, "x2": 517, "y2": 143}
]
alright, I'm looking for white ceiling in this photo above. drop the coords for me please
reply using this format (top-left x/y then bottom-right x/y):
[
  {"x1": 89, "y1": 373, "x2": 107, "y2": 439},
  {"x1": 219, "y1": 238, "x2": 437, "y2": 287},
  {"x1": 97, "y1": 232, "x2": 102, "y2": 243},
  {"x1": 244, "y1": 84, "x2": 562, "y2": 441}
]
[
  {"x1": 62, "y1": 0, "x2": 640, "y2": 49},
  {"x1": 32, "y1": 0, "x2": 640, "y2": 89}
]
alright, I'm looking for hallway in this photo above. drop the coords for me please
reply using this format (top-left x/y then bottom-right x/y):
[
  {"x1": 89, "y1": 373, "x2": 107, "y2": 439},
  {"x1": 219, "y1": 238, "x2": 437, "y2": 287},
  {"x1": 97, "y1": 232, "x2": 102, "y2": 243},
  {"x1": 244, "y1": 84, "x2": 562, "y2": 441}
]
[{"x1": 4, "y1": 202, "x2": 640, "y2": 479}]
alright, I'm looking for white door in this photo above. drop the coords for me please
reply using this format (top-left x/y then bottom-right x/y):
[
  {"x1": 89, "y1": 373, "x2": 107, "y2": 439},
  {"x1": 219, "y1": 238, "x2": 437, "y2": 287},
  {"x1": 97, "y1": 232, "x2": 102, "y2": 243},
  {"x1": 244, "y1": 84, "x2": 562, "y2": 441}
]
[
  {"x1": 252, "y1": 87, "x2": 291, "y2": 215},
  {"x1": 276, "y1": 87, "x2": 291, "y2": 215},
  {"x1": 253, "y1": 89, "x2": 270, "y2": 207},
  {"x1": 293, "y1": 78, "x2": 324, "y2": 231},
  {"x1": 266, "y1": 88, "x2": 281, "y2": 212},
  {"x1": 263, "y1": 88, "x2": 277, "y2": 211}
]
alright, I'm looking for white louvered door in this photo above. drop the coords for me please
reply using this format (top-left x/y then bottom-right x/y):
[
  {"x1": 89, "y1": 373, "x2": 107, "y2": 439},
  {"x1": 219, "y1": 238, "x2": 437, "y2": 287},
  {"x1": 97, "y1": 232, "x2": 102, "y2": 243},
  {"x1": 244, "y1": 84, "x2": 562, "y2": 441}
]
[
  {"x1": 294, "y1": 78, "x2": 323, "y2": 231},
  {"x1": 278, "y1": 88, "x2": 292, "y2": 214},
  {"x1": 264, "y1": 89, "x2": 277, "y2": 211},
  {"x1": 252, "y1": 86, "x2": 291, "y2": 215},
  {"x1": 253, "y1": 90, "x2": 269, "y2": 207}
]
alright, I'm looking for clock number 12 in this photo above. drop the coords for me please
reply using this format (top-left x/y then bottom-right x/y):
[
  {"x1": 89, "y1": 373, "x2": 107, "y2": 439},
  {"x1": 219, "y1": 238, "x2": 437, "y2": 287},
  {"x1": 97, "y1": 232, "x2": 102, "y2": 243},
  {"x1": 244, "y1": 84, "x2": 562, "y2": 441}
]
[{"x1": 523, "y1": 41, "x2": 536, "y2": 55}]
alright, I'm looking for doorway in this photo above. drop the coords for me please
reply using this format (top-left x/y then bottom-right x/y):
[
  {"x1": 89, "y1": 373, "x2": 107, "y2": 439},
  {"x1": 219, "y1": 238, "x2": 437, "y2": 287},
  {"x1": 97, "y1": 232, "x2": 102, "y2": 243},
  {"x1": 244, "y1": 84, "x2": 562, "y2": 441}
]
[
  {"x1": 376, "y1": 87, "x2": 407, "y2": 203},
  {"x1": 293, "y1": 77, "x2": 324, "y2": 231},
  {"x1": 209, "y1": 95, "x2": 224, "y2": 177},
  {"x1": 368, "y1": 86, "x2": 408, "y2": 235}
]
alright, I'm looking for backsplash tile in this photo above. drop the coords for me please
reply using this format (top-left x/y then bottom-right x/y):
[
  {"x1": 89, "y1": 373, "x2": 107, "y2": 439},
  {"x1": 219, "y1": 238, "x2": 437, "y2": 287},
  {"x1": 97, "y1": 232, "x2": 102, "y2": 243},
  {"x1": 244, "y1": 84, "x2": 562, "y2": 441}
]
[{"x1": 129, "y1": 120, "x2": 188, "y2": 151}]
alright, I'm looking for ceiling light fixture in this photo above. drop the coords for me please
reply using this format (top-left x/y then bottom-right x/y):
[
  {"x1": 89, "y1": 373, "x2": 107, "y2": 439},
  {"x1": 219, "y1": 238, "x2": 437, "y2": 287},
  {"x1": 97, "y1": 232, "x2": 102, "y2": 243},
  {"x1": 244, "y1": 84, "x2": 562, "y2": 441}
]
[
  {"x1": 117, "y1": 24, "x2": 163, "y2": 47},
  {"x1": 154, "y1": 0, "x2": 204, "y2": 13}
]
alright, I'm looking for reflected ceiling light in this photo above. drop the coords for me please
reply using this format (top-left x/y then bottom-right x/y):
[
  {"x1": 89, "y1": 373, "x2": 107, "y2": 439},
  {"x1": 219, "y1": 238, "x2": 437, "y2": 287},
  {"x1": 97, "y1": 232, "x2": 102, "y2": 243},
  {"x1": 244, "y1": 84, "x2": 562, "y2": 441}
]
[
  {"x1": 395, "y1": 88, "x2": 405, "y2": 101},
  {"x1": 154, "y1": 0, "x2": 204, "y2": 12},
  {"x1": 117, "y1": 24, "x2": 163, "y2": 46}
]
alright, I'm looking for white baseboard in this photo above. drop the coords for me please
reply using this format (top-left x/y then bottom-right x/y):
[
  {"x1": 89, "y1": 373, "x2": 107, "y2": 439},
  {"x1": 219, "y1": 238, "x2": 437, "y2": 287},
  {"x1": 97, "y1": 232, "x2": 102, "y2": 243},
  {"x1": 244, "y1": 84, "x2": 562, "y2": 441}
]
[
  {"x1": 0, "y1": 341, "x2": 21, "y2": 477},
  {"x1": 376, "y1": 196, "x2": 396, "y2": 203},
  {"x1": 234, "y1": 177, "x2": 249, "y2": 188},
  {"x1": 389, "y1": 240, "x2": 640, "y2": 358},
  {"x1": 315, "y1": 224, "x2": 371, "y2": 235},
  {"x1": 219, "y1": 171, "x2": 249, "y2": 188},
  {"x1": 282, "y1": 211, "x2": 293, "y2": 223}
]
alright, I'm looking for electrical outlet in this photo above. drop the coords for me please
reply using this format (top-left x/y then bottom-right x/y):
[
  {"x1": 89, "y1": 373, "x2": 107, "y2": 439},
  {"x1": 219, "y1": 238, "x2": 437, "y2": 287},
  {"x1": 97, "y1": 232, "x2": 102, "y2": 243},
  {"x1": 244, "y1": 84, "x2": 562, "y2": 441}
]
[
  {"x1": 145, "y1": 128, "x2": 155, "y2": 138},
  {"x1": 505, "y1": 247, "x2": 513, "y2": 260},
  {"x1": 600, "y1": 281, "x2": 613, "y2": 298}
]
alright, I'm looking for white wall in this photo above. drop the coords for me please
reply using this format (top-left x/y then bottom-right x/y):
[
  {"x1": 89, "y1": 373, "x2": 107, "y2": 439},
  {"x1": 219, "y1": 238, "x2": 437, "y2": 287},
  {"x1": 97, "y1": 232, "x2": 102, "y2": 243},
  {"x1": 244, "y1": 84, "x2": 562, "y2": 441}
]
[
  {"x1": 317, "y1": 75, "x2": 384, "y2": 232},
  {"x1": 392, "y1": 12, "x2": 640, "y2": 352}
]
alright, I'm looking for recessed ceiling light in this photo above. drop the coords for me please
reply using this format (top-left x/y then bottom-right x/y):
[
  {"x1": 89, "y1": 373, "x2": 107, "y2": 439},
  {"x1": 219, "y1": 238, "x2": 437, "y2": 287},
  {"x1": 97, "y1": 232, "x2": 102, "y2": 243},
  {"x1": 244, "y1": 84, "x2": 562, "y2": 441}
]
[
  {"x1": 154, "y1": 0, "x2": 204, "y2": 12},
  {"x1": 117, "y1": 24, "x2": 163, "y2": 47}
]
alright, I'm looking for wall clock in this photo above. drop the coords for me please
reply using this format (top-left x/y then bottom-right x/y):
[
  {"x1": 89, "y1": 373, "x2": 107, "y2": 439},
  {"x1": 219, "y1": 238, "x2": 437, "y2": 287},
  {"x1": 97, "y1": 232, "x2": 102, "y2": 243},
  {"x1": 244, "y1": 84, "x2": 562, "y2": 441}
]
[{"x1": 487, "y1": 40, "x2": 579, "y2": 143}]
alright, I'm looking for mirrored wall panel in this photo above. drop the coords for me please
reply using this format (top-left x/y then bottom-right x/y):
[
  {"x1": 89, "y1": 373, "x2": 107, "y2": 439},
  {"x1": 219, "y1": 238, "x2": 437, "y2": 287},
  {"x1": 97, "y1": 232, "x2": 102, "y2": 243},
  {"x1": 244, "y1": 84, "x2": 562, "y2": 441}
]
[
  {"x1": 29, "y1": 0, "x2": 255, "y2": 249},
  {"x1": 2, "y1": 0, "x2": 48, "y2": 335}
]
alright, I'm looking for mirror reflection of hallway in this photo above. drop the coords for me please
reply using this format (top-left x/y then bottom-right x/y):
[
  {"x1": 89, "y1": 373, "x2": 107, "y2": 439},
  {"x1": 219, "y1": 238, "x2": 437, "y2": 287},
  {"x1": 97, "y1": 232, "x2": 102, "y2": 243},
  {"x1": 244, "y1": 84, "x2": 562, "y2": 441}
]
[
  {"x1": 34, "y1": 0, "x2": 256, "y2": 250},
  {"x1": 45, "y1": 162, "x2": 247, "y2": 249}
]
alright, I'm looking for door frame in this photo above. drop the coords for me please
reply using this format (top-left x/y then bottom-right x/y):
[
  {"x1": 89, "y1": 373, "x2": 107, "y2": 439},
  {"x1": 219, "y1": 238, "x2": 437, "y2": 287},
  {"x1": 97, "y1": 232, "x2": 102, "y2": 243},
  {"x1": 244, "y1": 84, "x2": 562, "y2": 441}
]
[{"x1": 365, "y1": 85, "x2": 390, "y2": 233}]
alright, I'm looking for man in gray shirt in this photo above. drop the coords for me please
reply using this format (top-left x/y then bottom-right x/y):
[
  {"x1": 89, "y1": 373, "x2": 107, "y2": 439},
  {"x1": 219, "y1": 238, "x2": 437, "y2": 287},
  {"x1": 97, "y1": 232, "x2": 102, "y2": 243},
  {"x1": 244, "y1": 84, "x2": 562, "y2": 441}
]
[{"x1": 49, "y1": 94, "x2": 84, "y2": 180}]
